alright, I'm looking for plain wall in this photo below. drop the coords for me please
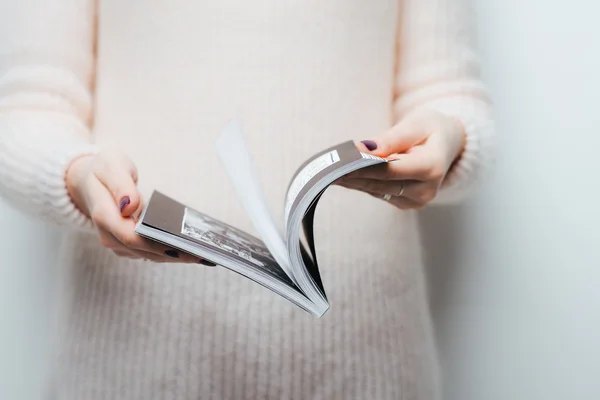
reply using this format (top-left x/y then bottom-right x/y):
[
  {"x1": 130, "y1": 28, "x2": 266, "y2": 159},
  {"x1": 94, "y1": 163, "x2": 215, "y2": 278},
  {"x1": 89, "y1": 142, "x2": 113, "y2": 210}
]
[
  {"x1": 1, "y1": 0, "x2": 600, "y2": 399},
  {"x1": 422, "y1": 0, "x2": 600, "y2": 399},
  {"x1": 0, "y1": 203, "x2": 61, "y2": 399}
]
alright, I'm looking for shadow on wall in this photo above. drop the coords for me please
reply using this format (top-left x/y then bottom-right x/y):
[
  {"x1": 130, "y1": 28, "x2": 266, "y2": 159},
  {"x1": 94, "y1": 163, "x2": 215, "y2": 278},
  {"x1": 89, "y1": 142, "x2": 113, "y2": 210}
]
[
  {"x1": 419, "y1": 204, "x2": 469, "y2": 320},
  {"x1": 0, "y1": 200, "x2": 62, "y2": 399}
]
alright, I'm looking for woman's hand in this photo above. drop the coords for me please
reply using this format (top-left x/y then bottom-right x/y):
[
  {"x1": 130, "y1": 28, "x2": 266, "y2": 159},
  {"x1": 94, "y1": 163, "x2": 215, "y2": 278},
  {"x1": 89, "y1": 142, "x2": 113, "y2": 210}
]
[
  {"x1": 337, "y1": 109, "x2": 466, "y2": 209},
  {"x1": 66, "y1": 151, "x2": 215, "y2": 265}
]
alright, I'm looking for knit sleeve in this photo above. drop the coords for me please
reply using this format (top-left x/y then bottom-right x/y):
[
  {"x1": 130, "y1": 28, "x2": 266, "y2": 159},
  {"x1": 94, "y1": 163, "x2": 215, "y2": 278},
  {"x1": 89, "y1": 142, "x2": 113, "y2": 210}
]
[
  {"x1": 394, "y1": 0, "x2": 495, "y2": 204},
  {"x1": 0, "y1": 0, "x2": 99, "y2": 230}
]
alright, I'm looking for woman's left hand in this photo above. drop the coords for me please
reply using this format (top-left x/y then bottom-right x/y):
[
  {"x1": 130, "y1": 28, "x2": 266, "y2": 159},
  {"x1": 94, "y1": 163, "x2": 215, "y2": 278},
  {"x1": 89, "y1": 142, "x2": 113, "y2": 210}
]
[{"x1": 337, "y1": 109, "x2": 466, "y2": 209}]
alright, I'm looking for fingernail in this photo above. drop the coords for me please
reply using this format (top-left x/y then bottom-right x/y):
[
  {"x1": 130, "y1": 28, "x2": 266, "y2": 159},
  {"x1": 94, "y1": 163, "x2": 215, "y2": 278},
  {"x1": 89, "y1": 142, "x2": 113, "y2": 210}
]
[
  {"x1": 119, "y1": 196, "x2": 130, "y2": 213},
  {"x1": 199, "y1": 259, "x2": 217, "y2": 267},
  {"x1": 361, "y1": 140, "x2": 377, "y2": 151},
  {"x1": 165, "y1": 250, "x2": 179, "y2": 258}
]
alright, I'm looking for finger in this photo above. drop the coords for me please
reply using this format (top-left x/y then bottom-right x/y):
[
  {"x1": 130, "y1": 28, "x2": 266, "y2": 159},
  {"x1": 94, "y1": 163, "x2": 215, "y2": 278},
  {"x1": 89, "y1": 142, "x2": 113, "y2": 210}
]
[
  {"x1": 100, "y1": 232, "x2": 147, "y2": 259},
  {"x1": 131, "y1": 197, "x2": 146, "y2": 223},
  {"x1": 100, "y1": 228, "x2": 210, "y2": 264},
  {"x1": 385, "y1": 195, "x2": 426, "y2": 210},
  {"x1": 358, "y1": 112, "x2": 432, "y2": 157},
  {"x1": 345, "y1": 152, "x2": 444, "y2": 182},
  {"x1": 338, "y1": 178, "x2": 439, "y2": 204},
  {"x1": 368, "y1": 192, "x2": 425, "y2": 210},
  {"x1": 98, "y1": 230, "x2": 164, "y2": 261},
  {"x1": 337, "y1": 177, "x2": 407, "y2": 196},
  {"x1": 112, "y1": 248, "x2": 138, "y2": 259},
  {"x1": 109, "y1": 220, "x2": 202, "y2": 263},
  {"x1": 93, "y1": 152, "x2": 140, "y2": 217},
  {"x1": 113, "y1": 248, "x2": 171, "y2": 263},
  {"x1": 89, "y1": 181, "x2": 202, "y2": 263}
]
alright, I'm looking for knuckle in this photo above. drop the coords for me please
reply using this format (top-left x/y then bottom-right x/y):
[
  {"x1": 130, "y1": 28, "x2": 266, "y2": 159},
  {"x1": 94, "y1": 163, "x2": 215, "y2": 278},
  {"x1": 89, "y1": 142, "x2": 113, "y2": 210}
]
[
  {"x1": 96, "y1": 150, "x2": 133, "y2": 174},
  {"x1": 413, "y1": 203, "x2": 427, "y2": 210},
  {"x1": 417, "y1": 187, "x2": 437, "y2": 203},
  {"x1": 394, "y1": 201, "x2": 412, "y2": 210},
  {"x1": 112, "y1": 249, "x2": 129, "y2": 258},
  {"x1": 90, "y1": 207, "x2": 108, "y2": 226},
  {"x1": 92, "y1": 153, "x2": 112, "y2": 172},
  {"x1": 99, "y1": 236, "x2": 114, "y2": 249},
  {"x1": 130, "y1": 163, "x2": 139, "y2": 181},
  {"x1": 383, "y1": 167, "x2": 397, "y2": 180},
  {"x1": 115, "y1": 152, "x2": 135, "y2": 171},
  {"x1": 377, "y1": 142, "x2": 390, "y2": 154},
  {"x1": 426, "y1": 166, "x2": 446, "y2": 181},
  {"x1": 366, "y1": 180, "x2": 383, "y2": 193},
  {"x1": 121, "y1": 233, "x2": 138, "y2": 248},
  {"x1": 100, "y1": 149, "x2": 122, "y2": 161}
]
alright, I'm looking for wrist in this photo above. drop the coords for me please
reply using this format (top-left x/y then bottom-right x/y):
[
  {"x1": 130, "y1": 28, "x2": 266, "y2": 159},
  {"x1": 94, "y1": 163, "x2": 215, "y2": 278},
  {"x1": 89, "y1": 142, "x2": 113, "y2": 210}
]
[
  {"x1": 450, "y1": 117, "x2": 467, "y2": 168},
  {"x1": 66, "y1": 154, "x2": 95, "y2": 218}
]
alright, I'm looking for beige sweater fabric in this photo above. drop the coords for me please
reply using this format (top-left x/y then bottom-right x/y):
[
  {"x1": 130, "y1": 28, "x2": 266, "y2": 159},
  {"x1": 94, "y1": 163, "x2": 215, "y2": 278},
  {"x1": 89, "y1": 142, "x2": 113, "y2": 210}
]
[{"x1": 0, "y1": 0, "x2": 493, "y2": 399}]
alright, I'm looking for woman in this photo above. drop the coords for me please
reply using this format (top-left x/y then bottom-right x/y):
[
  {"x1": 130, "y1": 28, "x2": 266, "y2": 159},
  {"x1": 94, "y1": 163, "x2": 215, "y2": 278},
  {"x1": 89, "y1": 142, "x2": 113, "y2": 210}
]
[{"x1": 0, "y1": 0, "x2": 493, "y2": 398}]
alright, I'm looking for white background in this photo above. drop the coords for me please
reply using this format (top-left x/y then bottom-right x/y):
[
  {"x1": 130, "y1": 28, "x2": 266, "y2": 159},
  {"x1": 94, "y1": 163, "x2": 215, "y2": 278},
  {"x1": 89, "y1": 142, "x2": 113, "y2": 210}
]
[
  {"x1": 421, "y1": 0, "x2": 600, "y2": 399},
  {"x1": 1, "y1": 0, "x2": 600, "y2": 398}
]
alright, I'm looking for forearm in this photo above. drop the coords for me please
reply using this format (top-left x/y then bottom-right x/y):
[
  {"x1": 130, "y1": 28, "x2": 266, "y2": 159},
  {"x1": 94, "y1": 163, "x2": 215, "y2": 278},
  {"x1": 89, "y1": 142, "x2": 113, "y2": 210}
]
[
  {"x1": 0, "y1": 110, "x2": 97, "y2": 230},
  {"x1": 0, "y1": 0, "x2": 98, "y2": 230}
]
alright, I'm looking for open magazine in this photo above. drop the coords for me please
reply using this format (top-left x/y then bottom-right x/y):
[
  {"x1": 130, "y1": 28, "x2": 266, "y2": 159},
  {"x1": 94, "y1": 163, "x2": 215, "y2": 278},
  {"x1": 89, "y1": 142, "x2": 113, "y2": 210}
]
[{"x1": 135, "y1": 121, "x2": 388, "y2": 317}]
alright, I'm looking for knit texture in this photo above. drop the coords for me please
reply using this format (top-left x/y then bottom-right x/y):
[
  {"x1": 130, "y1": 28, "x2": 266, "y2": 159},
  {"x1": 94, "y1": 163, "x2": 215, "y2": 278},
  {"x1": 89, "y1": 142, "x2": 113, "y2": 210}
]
[{"x1": 0, "y1": 0, "x2": 493, "y2": 399}]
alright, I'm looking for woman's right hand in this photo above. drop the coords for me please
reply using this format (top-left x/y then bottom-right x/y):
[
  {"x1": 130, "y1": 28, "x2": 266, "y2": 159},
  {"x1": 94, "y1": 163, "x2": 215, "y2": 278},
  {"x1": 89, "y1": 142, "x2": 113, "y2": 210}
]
[{"x1": 66, "y1": 151, "x2": 215, "y2": 265}]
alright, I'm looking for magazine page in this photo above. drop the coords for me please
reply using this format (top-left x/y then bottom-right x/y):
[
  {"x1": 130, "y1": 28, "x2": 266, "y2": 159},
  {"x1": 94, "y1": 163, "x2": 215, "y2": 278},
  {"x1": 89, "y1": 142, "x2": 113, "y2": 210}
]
[
  {"x1": 283, "y1": 141, "x2": 384, "y2": 230},
  {"x1": 282, "y1": 141, "x2": 387, "y2": 313},
  {"x1": 215, "y1": 120, "x2": 297, "y2": 284},
  {"x1": 136, "y1": 191, "x2": 297, "y2": 289}
]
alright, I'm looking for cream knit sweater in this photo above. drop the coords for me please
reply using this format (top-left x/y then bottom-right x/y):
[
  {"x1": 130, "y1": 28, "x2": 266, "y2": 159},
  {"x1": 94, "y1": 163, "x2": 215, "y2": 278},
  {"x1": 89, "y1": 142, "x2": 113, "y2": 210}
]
[{"x1": 0, "y1": 0, "x2": 493, "y2": 399}]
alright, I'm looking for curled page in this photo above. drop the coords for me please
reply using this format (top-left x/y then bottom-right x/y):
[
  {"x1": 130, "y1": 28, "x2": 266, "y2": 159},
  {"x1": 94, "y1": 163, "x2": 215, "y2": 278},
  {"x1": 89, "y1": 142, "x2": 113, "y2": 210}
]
[{"x1": 215, "y1": 120, "x2": 297, "y2": 285}]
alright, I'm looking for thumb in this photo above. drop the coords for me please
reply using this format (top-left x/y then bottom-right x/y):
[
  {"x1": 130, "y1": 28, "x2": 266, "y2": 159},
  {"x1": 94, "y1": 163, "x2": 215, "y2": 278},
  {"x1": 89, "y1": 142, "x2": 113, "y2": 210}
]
[
  {"x1": 359, "y1": 114, "x2": 430, "y2": 157},
  {"x1": 93, "y1": 152, "x2": 141, "y2": 217}
]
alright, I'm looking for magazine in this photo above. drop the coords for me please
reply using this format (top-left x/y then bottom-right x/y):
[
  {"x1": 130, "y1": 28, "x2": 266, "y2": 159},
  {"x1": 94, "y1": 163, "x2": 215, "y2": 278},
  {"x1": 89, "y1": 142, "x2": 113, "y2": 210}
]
[{"x1": 135, "y1": 121, "x2": 388, "y2": 317}]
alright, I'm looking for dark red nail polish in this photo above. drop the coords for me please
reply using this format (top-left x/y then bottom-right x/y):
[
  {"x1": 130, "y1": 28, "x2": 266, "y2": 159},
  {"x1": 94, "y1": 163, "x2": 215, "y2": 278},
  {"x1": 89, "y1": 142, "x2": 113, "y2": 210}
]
[
  {"x1": 199, "y1": 259, "x2": 217, "y2": 267},
  {"x1": 361, "y1": 140, "x2": 377, "y2": 151},
  {"x1": 165, "y1": 250, "x2": 179, "y2": 258},
  {"x1": 119, "y1": 196, "x2": 130, "y2": 213}
]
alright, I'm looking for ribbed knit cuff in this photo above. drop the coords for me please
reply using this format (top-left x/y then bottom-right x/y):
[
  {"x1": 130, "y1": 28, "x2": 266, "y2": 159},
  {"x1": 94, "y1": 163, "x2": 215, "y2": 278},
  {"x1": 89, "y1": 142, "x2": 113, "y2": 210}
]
[
  {"x1": 0, "y1": 125, "x2": 99, "y2": 231},
  {"x1": 35, "y1": 142, "x2": 99, "y2": 231}
]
